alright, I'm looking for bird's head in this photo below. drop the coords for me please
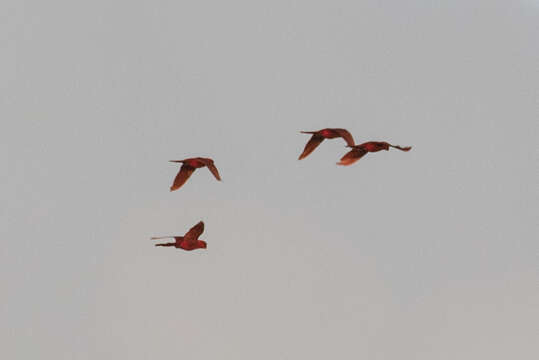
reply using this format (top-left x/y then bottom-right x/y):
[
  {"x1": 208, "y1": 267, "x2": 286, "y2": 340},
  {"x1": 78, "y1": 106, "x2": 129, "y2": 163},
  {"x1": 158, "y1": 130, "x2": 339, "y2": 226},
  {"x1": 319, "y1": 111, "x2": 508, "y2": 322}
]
[{"x1": 198, "y1": 240, "x2": 207, "y2": 249}]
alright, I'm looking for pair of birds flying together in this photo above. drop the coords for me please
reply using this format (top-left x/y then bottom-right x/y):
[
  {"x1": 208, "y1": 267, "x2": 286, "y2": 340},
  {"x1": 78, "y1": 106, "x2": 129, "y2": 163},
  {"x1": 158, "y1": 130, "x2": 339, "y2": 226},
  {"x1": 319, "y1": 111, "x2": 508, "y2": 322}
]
[
  {"x1": 298, "y1": 128, "x2": 411, "y2": 165},
  {"x1": 150, "y1": 159, "x2": 220, "y2": 250},
  {"x1": 151, "y1": 128, "x2": 411, "y2": 251}
]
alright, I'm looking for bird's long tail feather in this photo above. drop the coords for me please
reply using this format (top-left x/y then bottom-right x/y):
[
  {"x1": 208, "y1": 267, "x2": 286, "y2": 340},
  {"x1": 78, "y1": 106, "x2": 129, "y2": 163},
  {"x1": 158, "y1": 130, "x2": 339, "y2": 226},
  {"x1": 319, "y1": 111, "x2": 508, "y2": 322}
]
[
  {"x1": 300, "y1": 131, "x2": 317, "y2": 134},
  {"x1": 390, "y1": 145, "x2": 412, "y2": 151},
  {"x1": 150, "y1": 236, "x2": 174, "y2": 240},
  {"x1": 155, "y1": 243, "x2": 175, "y2": 247},
  {"x1": 169, "y1": 160, "x2": 185, "y2": 163}
]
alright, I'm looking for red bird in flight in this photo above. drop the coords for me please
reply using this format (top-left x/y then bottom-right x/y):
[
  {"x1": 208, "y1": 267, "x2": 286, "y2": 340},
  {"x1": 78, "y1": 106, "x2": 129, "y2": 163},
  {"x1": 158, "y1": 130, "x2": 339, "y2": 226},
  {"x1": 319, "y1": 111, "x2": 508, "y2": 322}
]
[
  {"x1": 298, "y1": 128, "x2": 355, "y2": 160},
  {"x1": 169, "y1": 157, "x2": 221, "y2": 191},
  {"x1": 151, "y1": 221, "x2": 207, "y2": 251},
  {"x1": 337, "y1": 141, "x2": 411, "y2": 166}
]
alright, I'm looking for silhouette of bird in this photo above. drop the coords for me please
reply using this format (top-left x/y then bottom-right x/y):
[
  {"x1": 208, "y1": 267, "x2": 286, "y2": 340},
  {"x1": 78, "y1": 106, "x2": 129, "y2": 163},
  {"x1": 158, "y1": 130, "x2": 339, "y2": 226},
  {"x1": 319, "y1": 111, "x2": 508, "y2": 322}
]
[
  {"x1": 337, "y1": 141, "x2": 411, "y2": 166},
  {"x1": 169, "y1": 157, "x2": 221, "y2": 191},
  {"x1": 298, "y1": 128, "x2": 355, "y2": 160},
  {"x1": 151, "y1": 221, "x2": 207, "y2": 251}
]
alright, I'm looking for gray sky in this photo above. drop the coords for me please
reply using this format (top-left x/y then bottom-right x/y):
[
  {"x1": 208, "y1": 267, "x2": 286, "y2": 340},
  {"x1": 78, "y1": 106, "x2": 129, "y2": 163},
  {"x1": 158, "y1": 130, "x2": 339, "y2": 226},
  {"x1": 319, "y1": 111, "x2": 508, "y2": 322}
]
[{"x1": 1, "y1": 0, "x2": 538, "y2": 359}]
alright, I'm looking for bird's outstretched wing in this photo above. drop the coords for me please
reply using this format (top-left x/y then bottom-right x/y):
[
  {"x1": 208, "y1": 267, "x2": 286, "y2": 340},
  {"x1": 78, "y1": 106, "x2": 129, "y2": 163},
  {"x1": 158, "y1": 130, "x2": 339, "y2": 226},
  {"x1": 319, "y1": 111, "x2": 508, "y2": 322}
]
[
  {"x1": 207, "y1": 163, "x2": 221, "y2": 181},
  {"x1": 170, "y1": 164, "x2": 195, "y2": 191},
  {"x1": 184, "y1": 221, "x2": 205, "y2": 245},
  {"x1": 337, "y1": 147, "x2": 368, "y2": 166},
  {"x1": 334, "y1": 128, "x2": 355, "y2": 147},
  {"x1": 298, "y1": 134, "x2": 324, "y2": 160},
  {"x1": 199, "y1": 159, "x2": 221, "y2": 181}
]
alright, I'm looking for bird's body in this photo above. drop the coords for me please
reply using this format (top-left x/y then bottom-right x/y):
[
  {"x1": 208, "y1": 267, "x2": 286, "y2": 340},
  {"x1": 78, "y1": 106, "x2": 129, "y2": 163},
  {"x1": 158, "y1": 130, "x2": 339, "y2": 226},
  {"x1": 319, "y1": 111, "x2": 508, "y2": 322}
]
[
  {"x1": 298, "y1": 128, "x2": 355, "y2": 160},
  {"x1": 151, "y1": 221, "x2": 207, "y2": 251},
  {"x1": 337, "y1": 141, "x2": 411, "y2": 166},
  {"x1": 169, "y1": 157, "x2": 221, "y2": 191}
]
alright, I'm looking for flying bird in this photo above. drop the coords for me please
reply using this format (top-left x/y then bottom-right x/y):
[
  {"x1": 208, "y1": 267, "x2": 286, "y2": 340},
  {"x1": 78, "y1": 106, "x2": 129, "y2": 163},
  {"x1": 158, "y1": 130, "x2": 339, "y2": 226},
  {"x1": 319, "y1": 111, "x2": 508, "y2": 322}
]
[
  {"x1": 151, "y1": 221, "x2": 207, "y2": 251},
  {"x1": 298, "y1": 128, "x2": 355, "y2": 160},
  {"x1": 337, "y1": 141, "x2": 411, "y2": 166},
  {"x1": 169, "y1": 157, "x2": 221, "y2": 191}
]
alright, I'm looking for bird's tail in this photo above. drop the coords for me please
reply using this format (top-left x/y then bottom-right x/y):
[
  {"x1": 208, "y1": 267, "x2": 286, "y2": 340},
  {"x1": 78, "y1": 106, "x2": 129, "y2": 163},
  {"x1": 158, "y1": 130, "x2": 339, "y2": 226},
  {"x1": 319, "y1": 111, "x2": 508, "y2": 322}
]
[
  {"x1": 169, "y1": 160, "x2": 185, "y2": 163},
  {"x1": 389, "y1": 145, "x2": 412, "y2": 152},
  {"x1": 150, "y1": 236, "x2": 174, "y2": 240},
  {"x1": 155, "y1": 243, "x2": 175, "y2": 247},
  {"x1": 300, "y1": 131, "x2": 317, "y2": 134}
]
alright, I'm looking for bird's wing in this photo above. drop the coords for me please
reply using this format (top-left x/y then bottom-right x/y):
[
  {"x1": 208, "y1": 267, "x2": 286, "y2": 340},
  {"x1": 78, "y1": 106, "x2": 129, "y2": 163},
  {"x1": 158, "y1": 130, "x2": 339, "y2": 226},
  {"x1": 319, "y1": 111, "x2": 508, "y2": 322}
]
[
  {"x1": 184, "y1": 221, "x2": 205, "y2": 245},
  {"x1": 334, "y1": 128, "x2": 355, "y2": 146},
  {"x1": 207, "y1": 163, "x2": 221, "y2": 181},
  {"x1": 170, "y1": 164, "x2": 195, "y2": 191},
  {"x1": 198, "y1": 159, "x2": 221, "y2": 181},
  {"x1": 298, "y1": 134, "x2": 324, "y2": 160},
  {"x1": 337, "y1": 147, "x2": 368, "y2": 166}
]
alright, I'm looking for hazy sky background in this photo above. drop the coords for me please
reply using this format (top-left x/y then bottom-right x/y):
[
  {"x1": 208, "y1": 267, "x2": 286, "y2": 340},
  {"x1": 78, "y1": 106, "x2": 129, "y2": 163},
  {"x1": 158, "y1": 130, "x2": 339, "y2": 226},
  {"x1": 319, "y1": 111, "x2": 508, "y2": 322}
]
[{"x1": 1, "y1": 0, "x2": 538, "y2": 358}]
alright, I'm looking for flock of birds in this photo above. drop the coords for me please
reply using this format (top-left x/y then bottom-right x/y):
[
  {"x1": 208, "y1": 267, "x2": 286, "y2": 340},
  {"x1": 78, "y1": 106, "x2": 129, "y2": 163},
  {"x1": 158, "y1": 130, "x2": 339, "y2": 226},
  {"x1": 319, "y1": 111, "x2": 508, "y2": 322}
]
[{"x1": 150, "y1": 128, "x2": 412, "y2": 251}]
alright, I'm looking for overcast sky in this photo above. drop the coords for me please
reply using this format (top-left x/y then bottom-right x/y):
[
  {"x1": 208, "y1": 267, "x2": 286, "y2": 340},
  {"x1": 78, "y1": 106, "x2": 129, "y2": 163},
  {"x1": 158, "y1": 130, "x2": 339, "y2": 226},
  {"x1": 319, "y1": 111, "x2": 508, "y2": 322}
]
[{"x1": 1, "y1": 0, "x2": 538, "y2": 359}]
